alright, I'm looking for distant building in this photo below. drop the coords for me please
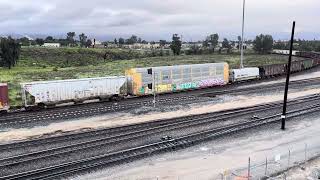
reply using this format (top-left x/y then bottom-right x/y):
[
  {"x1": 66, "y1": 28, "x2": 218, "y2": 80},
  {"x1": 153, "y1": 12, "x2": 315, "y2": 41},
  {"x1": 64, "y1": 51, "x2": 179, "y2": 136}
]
[
  {"x1": 233, "y1": 42, "x2": 248, "y2": 50},
  {"x1": 122, "y1": 43, "x2": 161, "y2": 49},
  {"x1": 91, "y1": 39, "x2": 106, "y2": 48},
  {"x1": 43, "y1": 43, "x2": 60, "y2": 48}
]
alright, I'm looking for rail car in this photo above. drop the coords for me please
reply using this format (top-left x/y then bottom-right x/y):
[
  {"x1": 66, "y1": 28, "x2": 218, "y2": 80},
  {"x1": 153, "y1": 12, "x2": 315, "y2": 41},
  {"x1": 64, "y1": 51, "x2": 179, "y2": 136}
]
[
  {"x1": 296, "y1": 51, "x2": 320, "y2": 59},
  {"x1": 1, "y1": 51, "x2": 320, "y2": 112},
  {"x1": 0, "y1": 83, "x2": 9, "y2": 113},
  {"x1": 230, "y1": 68, "x2": 260, "y2": 82},
  {"x1": 258, "y1": 64, "x2": 287, "y2": 78},
  {"x1": 125, "y1": 63, "x2": 229, "y2": 95},
  {"x1": 20, "y1": 76, "x2": 127, "y2": 108},
  {"x1": 273, "y1": 49, "x2": 299, "y2": 56}
]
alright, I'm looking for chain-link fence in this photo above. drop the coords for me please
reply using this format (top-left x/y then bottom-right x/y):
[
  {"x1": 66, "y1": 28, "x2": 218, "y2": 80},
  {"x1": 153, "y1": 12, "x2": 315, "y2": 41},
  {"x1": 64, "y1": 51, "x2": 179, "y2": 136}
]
[
  {"x1": 105, "y1": 142, "x2": 320, "y2": 180},
  {"x1": 215, "y1": 143, "x2": 320, "y2": 180}
]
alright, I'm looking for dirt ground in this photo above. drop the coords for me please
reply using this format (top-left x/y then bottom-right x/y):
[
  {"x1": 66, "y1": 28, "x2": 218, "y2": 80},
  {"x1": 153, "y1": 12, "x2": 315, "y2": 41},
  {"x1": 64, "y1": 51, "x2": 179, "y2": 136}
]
[{"x1": 273, "y1": 156, "x2": 320, "y2": 180}]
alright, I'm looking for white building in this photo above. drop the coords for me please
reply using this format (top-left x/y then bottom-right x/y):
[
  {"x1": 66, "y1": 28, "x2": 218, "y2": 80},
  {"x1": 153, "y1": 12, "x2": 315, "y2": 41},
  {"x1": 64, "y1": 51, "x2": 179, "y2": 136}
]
[
  {"x1": 123, "y1": 43, "x2": 161, "y2": 49},
  {"x1": 43, "y1": 43, "x2": 61, "y2": 48}
]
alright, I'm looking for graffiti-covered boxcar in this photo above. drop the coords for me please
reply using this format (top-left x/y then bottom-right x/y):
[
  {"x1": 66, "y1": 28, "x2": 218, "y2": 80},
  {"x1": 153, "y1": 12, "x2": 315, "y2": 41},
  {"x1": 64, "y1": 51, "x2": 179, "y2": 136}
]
[{"x1": 126, "y1": 63, "x2": 229, "y2": 96}]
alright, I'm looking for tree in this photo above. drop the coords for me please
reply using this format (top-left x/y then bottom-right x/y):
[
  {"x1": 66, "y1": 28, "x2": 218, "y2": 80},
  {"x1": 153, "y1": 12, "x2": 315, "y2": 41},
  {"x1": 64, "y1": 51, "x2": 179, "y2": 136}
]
[
  {"x1": 206, "y1": 34, "x2": 219, "y2": 52},
  {"x1": 79, "y1": 33, "x2": 87, "y2": 48},
  {"x1": 202, "y1": 40, "x2": 209, "y2": 48},
  {"x1": 18, "y1": 37, "x2": 30, "y2": 46},
  {"x1": 114, "y1": 38, "x2": 118, "y2": 45},
  {"x1": 222, "y1": 38, "x2": 232, "y2": 53},
  {"x1": 186, "y1": 44, "x2": 201, "y2": 55},
  {"x1": 103, "y1": 42, "x2": 108, "y2": 48},
  {"x1": 118, "y1": 38, "x2": 125, "y2": 47},
  {"x1": 126, "y1": 35, "x2": 138, "y2": 44},
  {"x1": 253, "y1": 34, "x2": 274, "y2": 54},
  {"x1": 67, "y1": 32, "x2": 76, "y2": 47},
  {"x1": 85, "y1": 39, "x2": 92, "y2": 48},
  {"x1": 159, "y1": 40, "x2": 167, "y2": 47},
  {"x1": 35, "y1": 38, "x2": 44, "y2": 46},
  {"x1": 57, "y1": 39, "x2": 68, "y2": 46},
  {"x1": 273, "y1": 41, "x2": 287, "y2": 50},
  {"x1": 45, "y1": 36, "x2": 54, "y2": 42},
  {"x1": 0, "y1": 37, "x2": 21, "y2": 69},
  {"x1": 170, "y1": 34, "x2": 182, "y2": 55},
  {"x1": 138, "y1": 38, "x2": 142, "y2": 43},
  {"x1": 237, "y1": 36, "x2": 242, "y2": 50}
]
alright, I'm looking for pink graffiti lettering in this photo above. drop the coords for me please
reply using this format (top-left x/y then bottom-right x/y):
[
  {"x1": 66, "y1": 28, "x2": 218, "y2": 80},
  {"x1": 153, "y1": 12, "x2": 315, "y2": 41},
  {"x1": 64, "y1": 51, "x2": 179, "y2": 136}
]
[{"x1": 198, "y1": 79, "x2": 225, "y2": 88}]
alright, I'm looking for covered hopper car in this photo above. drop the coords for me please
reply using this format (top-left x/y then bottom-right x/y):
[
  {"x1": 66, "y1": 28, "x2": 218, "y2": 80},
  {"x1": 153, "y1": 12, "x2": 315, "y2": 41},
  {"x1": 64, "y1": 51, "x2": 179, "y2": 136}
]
[
  {"x1": 230, "y1": 68, "x2": 260, "y2": 82},
  {"x1": 21, "y1": 76, "x2": 127, "y2": 108}
]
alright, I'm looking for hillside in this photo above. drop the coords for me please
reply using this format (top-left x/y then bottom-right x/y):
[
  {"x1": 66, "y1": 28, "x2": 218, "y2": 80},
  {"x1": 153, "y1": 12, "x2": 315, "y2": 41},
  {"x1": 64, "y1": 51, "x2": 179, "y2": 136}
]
[{"x1": 19, "y1": 47, "x2": 148, "y2": 67}]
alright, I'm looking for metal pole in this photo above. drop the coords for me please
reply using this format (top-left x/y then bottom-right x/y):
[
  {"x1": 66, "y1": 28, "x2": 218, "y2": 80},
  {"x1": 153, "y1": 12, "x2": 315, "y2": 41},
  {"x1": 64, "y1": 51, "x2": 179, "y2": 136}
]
[
  {"x1": 248, "y1": 157, "x2": 250, "y2": 180},
  {"x1": 288, "y1": 150, "x2": 291, "y2": 169},
  {"x1": 153, "y1": 71, "x2": 156, "y2": 108},
  {"x1": 305, "y1": 143, "x2": 307, "y2": 163},
  {"x1": 281, "y1": 21, "x2": 295, "y2": 130},
  {"x1": 265, "y1": 157, "x2": 268, "y2": 176},
  {"x1": 240, "y1": 0, "x2": 245, "y2": 69}
]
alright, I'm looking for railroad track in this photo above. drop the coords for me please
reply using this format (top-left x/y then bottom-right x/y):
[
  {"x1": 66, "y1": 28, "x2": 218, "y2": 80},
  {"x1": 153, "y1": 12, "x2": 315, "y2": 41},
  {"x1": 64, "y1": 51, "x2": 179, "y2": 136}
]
[
  {"x1": 1, "y1": 97, "x2": 319, "y2": 180},
  {"x1": 0, "y1": 95, "x2": 200, "y2": 128},
  {"x1": 0, "y1": 94, "x2": 320, "y2": 179},
  {"x1": 1, "y1": 93, "x2": 319, "y2": 151},
  {"x1": 1, "y1": 77, "x2": 320, "y2": 129}
]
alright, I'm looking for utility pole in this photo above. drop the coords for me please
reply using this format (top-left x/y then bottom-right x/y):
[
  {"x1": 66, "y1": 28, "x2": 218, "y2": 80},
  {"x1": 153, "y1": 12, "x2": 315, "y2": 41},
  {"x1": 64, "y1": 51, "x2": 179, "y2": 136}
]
[
  {"x1": 248, "y1": 157, "x2": 251, "y2": 180},
  {"x1": 281, "y1": 21, "x2": 296, "y2": 130},
  {"x1": 148, "y1": 68, "x2": 156, "y2": 108},
  {"x1": 240, "y1": 0, "x2": 246, "y2": 69}
]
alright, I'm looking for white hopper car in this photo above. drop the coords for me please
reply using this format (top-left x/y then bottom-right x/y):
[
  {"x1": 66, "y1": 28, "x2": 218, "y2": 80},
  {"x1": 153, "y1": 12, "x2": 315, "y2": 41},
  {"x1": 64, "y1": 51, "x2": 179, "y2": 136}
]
[
  {"x1": 21, "y1": 76, "x2": 127, "y2": 108},
  {"x1": 230, "y1": 68, "x2": 260, "y2": 82}
]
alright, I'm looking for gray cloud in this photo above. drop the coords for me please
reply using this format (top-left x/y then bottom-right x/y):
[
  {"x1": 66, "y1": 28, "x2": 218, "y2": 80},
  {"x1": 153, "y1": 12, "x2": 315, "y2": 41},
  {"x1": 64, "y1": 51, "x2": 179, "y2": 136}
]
[{"x1": 0, "y1": 0, "x2": 319, "y2": 40}]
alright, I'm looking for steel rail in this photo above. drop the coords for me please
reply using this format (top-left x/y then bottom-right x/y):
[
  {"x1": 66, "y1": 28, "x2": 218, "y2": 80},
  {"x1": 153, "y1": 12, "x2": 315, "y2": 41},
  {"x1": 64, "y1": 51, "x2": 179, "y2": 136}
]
[
  {"x1": 1, "y1": 77, "x2": 320, "y2": 129},
  {"x1": 1, "y1": 93, "x2": 319, "y2": 153},
  {"x1": 2, "y1": 95, "x2": 318, "y2": 167},
  {"x1": 1, "y1": 102, "x2": 320, "y2": 180}
]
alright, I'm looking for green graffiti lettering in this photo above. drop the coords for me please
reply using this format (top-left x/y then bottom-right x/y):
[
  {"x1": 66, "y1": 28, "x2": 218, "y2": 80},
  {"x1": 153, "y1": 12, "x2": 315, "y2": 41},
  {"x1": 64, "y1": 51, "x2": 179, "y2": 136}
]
[
  {"x1": 172, "y1": 84, "x2": 177, "y2": 91},
  {"x1": 177, "y1": 82, "x2": 199, "y2": 90},
  {"x1": 139, "y1": 87, "x2": 145, "y2": 94}
]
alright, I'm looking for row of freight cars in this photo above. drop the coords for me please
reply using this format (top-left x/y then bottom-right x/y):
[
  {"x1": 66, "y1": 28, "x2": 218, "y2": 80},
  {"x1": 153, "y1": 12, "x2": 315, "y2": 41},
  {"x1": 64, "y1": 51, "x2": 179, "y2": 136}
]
[{"x1": 0, "y1": 51, "x2": 320, "y2": 112}]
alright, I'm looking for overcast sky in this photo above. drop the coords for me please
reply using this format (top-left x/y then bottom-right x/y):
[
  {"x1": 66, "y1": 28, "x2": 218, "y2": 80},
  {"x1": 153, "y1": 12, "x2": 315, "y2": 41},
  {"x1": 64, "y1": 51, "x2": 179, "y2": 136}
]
[{"x1": 0, "y1": 0, "x2": 319, "y2": 41}]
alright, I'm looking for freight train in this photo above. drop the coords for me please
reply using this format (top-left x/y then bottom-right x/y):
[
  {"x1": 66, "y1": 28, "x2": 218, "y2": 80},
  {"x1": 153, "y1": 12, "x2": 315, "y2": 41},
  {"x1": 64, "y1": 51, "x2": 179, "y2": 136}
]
[{"x1": 1, "y1": 51, "x2": 320, "y2": 112}]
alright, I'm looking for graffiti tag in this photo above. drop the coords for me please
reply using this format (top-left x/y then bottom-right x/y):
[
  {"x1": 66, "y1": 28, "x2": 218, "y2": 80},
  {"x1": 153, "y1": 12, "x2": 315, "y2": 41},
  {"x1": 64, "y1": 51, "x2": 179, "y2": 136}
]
[{"x1": 198, "y1": 79, "x2": 225, "y2": 88}]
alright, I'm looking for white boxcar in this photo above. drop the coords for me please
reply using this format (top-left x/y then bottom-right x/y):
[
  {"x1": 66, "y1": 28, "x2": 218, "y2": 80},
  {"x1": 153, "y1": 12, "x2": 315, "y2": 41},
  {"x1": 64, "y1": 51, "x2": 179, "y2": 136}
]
[
  {"x1": 21, "y1": 76, "x2": 127, "y2": 107},
  {"x1": 230, "y1": 67, "x2": 260, "y2": 82},
  {"x1": 273, "y1": 49, "x2": 298, "y2": 56}
]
